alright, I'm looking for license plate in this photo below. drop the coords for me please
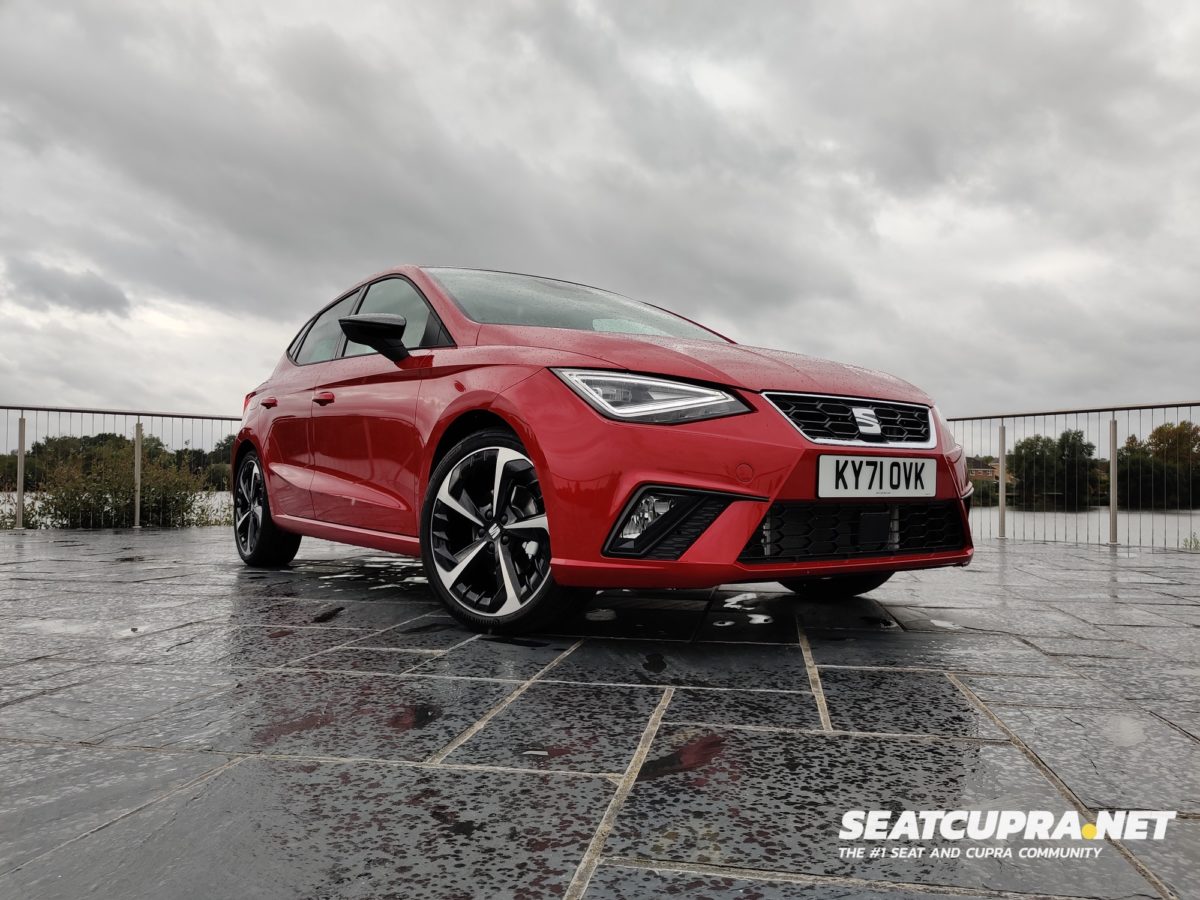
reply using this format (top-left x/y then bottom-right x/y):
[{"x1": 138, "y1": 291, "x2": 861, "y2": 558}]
[{"x1": 817, "y1": 455, "x2": 936, "y2": 498}]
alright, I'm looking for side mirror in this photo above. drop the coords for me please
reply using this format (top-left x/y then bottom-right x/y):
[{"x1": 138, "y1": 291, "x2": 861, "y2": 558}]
[{"x1": 339, "y1": 314, "x2": 409, "y2": 361}]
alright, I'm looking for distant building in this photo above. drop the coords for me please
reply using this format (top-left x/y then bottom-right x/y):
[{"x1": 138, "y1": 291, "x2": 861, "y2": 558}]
[{"x1": 966, "y1": 457, "x2": 1014, "y2": 485}]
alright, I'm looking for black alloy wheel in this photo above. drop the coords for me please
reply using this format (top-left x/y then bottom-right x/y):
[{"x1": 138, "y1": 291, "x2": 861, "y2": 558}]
[
  {"x1": 421, "y1": 429, "x2": 576, "y2": 632},
  {"x1": 233, "y1": 451, "x2": 301, "y2": 567}
]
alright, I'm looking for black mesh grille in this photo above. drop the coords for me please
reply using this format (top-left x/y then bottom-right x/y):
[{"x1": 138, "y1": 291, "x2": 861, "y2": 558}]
[
  {"x1": 644, "y1": 497, "x2": 730, "y2": 560},
  {"x1": 739, "y1": 501, "x2": 964, "y2": 562},
  {"x1": 766, "y1": 394, "x2": 932, "y2": 444}
]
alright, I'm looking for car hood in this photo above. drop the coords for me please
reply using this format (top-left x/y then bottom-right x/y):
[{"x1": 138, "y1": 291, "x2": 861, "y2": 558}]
[{"x1": 477, "y1": 325, "x2": 932, "y2": 405}]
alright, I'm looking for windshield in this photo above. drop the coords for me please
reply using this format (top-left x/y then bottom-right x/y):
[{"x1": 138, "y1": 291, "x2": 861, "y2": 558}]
[{"x1": 426, "y1": 268, "x2": 729, "y2": 343}]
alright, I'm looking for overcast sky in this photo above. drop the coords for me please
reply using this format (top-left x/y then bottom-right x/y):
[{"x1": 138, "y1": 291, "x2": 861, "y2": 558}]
[{"x1": 1, "y1": 0, "x2": 1197, "y2": 420}]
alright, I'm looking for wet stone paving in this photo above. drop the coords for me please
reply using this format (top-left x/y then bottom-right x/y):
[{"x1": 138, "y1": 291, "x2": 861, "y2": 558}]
[{"x1": 0, "y1": 530, "x2": 1198, "y2": 900}]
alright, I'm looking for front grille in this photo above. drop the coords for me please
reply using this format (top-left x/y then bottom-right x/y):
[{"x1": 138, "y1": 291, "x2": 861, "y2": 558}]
[
  {"x1": 739, "y1": 501, "x2": 964, "y2": 562},
  {"x1": 765, "y1": 393, "x2": 934, "y2": 446}
]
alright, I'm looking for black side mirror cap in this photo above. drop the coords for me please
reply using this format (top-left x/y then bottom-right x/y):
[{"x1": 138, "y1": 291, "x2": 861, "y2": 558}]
[{"x1": 339, "y1": 313, "x2": 409, "y2": 361}]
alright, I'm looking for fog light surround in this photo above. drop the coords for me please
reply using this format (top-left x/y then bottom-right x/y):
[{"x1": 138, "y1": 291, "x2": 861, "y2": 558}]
[{"x1": 603, "y1": 485, "x2": 763, "y2": 560}]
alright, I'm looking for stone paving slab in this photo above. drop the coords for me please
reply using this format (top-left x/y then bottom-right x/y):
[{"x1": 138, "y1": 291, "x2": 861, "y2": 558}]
[
  {"x1": 0, "y1": 528, "x2": 1198, "y2": 899},
  {"x1": 1, "y1": 757, "x2": 613, "y2": 900},
  {"x1": 99, "y1": 671, "x2": 515, "y2": 760},
  {"x1": 606, "y1": 725, "x2": 1158, "y2": 899},
  {"x1": 582, "y1": 865, "x2": 998, "y2": 899},
  {"x1": 663, "y1": 686, "x2": 823, "y2": 731},
  {"x1": 817, "y1": 668, "x2": 1006, "y2": 739},
  {"x1": 445, "y1": 681, "x2": 665, "y2": 774},
  {"x1": 990, "y1": 706, "x2": 1200, "y2": 811}
]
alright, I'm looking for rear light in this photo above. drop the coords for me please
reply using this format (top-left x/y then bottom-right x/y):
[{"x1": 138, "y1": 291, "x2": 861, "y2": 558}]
[{"x1": 243, "y1": 392, "x2": 255, "y2": 414}]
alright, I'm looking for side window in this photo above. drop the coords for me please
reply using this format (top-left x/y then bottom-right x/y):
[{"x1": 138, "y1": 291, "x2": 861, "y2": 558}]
[
  {"x1": 286, "y1": 325, "x2": 308, "y2": 360},
  {"x1": 293, "y1": 292, "x2": 359, "y2": 365},
  {"x1": 343, "y1": 278, "x2": 437, "y2": 356}
]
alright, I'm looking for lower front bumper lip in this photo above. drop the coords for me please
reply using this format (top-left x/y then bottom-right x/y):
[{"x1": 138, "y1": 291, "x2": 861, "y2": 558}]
[{"x1": 551, "y1": 546, "x2": 974, "y2": 590}]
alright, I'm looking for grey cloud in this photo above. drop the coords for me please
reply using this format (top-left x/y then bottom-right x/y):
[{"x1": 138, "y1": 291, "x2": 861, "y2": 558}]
[
  {"x1": 0, "y1": 0, "x2": 1197, "y2": 415},
  {"x1": 3, "y1": 256, "x2": 130, "y2": 314}
]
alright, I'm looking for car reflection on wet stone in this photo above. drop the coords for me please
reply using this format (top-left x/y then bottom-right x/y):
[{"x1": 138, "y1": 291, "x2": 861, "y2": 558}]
[{"x1": 1, "y1": 529, "x2": 1198, "y2": 899}]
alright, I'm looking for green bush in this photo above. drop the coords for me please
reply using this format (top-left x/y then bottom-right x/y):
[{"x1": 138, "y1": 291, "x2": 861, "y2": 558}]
[
  {"x1": 25, "y1": 438, "x2": 218, "y2": 528},
  {"x1": 204, "y1": 462, "x2": 231, "y2": 492},
  {"x1": 969, "y1": 477, "x2": 999, "y2": 506}
]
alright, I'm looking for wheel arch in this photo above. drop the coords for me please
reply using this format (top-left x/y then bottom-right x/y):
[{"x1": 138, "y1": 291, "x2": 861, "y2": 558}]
[
  {"x1": 428, "y1": 408, "x2": 518, "y2": 474},
  {"x1": 233, "y1": 432, "x2": 260, "y2": 471},
  {"x1": 421, "y1": 402, "x2": 550, "y2": 507}
]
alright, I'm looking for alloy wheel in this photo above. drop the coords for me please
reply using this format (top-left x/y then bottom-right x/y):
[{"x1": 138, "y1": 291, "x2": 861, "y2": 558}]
[
  {"x1": 234, "y1": 457, "x2": 264, "y2": 555},
  {"x1": 429, "y1": 446, "x2": 551, "y2": 618}
]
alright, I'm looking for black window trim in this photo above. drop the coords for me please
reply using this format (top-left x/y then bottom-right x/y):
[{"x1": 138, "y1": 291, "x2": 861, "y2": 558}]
[
  {"x1": 288, "y1": 287, "x2": 364, "y2": 366},
  {"x1": 287, "y1": 275, "x2": 456, "y2": 368},
  {"x1": 339, "y1": 274, "x2": 455, "y2": 359}
]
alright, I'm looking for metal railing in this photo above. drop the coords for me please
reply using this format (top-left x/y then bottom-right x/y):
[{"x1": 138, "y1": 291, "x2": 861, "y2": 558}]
[
  {"x1": 947, "y1": 402, "x2": 1200, "y2": 550},
  {"x1": 3, "y1": 401, "x2": 1198, "y2": 550},
  {"x1": 1, "y1": 405, "x2": 241, "y2": 530}
]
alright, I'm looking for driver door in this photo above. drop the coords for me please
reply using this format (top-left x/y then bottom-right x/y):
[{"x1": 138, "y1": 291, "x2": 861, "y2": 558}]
[{"x1": 308, "y1": 276, "x2": 452, "y2": 536}]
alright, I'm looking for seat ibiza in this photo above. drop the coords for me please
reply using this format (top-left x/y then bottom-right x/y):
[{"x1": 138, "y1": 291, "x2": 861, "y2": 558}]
[{"x1": 234, "y1": 267, "x2": 972, "y2": 631}]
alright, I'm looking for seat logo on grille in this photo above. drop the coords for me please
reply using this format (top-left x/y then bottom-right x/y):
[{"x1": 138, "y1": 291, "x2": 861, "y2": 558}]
[{"x1": 851, "y1": 407, "x2": 882, "y2": 435}]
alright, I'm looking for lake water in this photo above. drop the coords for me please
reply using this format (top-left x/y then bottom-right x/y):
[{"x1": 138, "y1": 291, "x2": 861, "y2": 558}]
[{"x1": 967, "y1": 504, "x2": 1200, "y2": 550}]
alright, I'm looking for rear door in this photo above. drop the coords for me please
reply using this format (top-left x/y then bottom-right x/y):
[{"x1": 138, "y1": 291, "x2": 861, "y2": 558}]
[
  {"x1": 263, "y1": 290, "x2": 361, "y2": 519},
  {"x1": 257, "y1": 361, "x2": 316, "y2": 519},
  {"x1": 308, "y1": 276, "x2": 452, "y2": 535}
]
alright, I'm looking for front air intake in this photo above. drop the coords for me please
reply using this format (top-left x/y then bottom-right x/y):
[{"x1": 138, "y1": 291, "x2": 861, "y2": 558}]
[{"x1": 739, "y1": 501, "x2": 965, "y2": 562}]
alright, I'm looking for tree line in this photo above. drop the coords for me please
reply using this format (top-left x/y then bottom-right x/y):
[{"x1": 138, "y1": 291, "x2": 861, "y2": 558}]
[
  {"x1": 969, "y1": 422, "x2": 1200, "y2": 510},
  {"x1": 0, "y1": 432, "x2": 236, "y2": 528}
]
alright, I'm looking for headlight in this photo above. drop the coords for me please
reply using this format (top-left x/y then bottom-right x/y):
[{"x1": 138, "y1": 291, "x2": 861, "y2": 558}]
[{"x1": 552, "y1": 369, "x2": 750, "y2": 424}]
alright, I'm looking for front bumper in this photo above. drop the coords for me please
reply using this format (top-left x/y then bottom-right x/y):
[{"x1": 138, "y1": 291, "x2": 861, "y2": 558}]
[{"x1": 495, "y1": 370, "x2": 974, "y2": 589}]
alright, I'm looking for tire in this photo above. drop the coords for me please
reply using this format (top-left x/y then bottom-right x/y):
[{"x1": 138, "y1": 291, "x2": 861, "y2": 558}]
[
  {"x1": 233, "y1": 450, "x2": 301, "y2": 567},
  {"x1": 420, "y1": 429, "x2": 575, "y2": 633},
  {"x1": 778, "y1": 571, "x2": 894, "y2": 601}
]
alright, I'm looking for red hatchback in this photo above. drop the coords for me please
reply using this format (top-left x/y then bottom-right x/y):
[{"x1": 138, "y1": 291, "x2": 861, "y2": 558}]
[{"x1": 234, "y1": 267, "x2": 972, "y2": 631}]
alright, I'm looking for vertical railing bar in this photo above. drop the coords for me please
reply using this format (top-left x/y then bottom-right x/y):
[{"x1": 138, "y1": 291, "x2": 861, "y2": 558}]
[
  {"x1": 15, "y1": 414, "x2": 25, "y2": 530},
  {"x1": 1148, "y1": 408, "x2": 1154, "y2": 548},
  {"x1": 1139, "y1": 409, "x2": 1144, "y2": 548},
  {"x1": 1174, "y1": 404, "x2": 1180, "y2": 549},
  {"x1": 1023, "y1": 414, "x2": 1029, "y2": 541},
  {"x1": 1190, "y1": 405, "x2": 1195, "y2": 549},
  {"x1": 1080, "y1": 411, "x2": 1086, "y2": 545},
  {"x1": 998, "y1": 421, "x2": 1006, "y2": 540},
  {"x1": 1109, "y1": 415, "x2": 1118, "y2": 546},
  {"x1": 1088, "y1": 412, "x2": 1093, "y2": 545},
  {"x1": 134, "y1": 419, "x2": 143, "y2": 529},
  {"x1": 1053, "y1": 414, "x2": 1058, "y2": 543}
]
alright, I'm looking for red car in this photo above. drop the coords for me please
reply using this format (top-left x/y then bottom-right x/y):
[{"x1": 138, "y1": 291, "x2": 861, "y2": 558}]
[{"x1": 233, "y1": 266, "x2": 972, "y2": 631}]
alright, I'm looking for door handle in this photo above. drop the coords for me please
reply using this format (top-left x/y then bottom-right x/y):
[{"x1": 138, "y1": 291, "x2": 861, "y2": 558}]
[
  {"x1": 313, "y1": 391, "x2": 336, "y2": 406},
  {"x1": 260, "y1": 397, "x2": 278, "y2": 409}
]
